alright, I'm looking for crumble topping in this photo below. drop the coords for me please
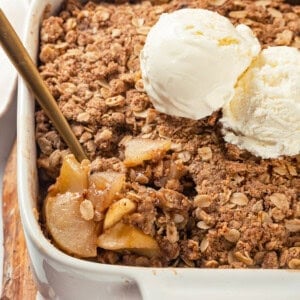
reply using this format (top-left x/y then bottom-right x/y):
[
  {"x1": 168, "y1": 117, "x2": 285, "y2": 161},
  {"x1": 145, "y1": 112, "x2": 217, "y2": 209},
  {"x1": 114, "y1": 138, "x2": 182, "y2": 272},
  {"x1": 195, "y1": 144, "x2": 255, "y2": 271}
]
[{"x1": 36, "y1": 0, "x2": 300, "y2": 268}]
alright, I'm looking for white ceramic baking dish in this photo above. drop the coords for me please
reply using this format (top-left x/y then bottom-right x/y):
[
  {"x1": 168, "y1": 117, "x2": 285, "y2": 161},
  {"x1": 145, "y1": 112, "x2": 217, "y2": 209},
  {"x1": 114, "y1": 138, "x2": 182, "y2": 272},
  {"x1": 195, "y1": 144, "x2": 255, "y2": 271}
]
[{"x1": 17, "y1": 0, "x2": 300, "y2": 299}]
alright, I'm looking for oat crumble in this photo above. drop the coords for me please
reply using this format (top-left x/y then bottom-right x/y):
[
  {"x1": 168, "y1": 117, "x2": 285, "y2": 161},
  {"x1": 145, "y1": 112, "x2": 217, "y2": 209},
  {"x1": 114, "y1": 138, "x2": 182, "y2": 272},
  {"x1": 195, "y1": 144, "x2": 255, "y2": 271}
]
[{"x1": 37, "y1": 0, "x2": 300, "y2": 269}]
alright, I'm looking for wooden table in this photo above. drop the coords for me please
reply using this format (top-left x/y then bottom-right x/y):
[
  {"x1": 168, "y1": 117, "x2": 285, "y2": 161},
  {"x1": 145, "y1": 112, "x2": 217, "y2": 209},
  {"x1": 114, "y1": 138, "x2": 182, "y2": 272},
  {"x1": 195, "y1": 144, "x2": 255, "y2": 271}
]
[{"x1": 1, "y1": 143, "x2": 37, "y2": 299}]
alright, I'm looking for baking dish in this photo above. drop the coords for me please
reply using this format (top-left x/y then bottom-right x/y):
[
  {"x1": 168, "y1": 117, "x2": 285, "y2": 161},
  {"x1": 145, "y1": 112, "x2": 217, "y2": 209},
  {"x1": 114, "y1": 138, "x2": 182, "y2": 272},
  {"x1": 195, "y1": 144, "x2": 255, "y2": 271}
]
[{"x1": 17, "y1": 0, "x2": 300, "y2": 299}]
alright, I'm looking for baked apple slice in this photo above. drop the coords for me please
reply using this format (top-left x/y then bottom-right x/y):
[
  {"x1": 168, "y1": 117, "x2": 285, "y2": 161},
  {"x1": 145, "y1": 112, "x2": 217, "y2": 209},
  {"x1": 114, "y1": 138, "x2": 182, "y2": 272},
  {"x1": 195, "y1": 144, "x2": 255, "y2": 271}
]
[
  {"x1": 98, "y1": 222, "x2": 160, "y2": 258},
  {"x1": 88, "y1": 171, "x2": 125, "y2": 212},
  {"x1": 103, "y1": 198, "x2": 136, "y2": 230},
  {"x1": 54, "y1": 154, "x2": 90, "y2": 194},
  {"x1": 45, "y1": 192, "x2": 97, "y2": 257},
  {"x1": 123, "y1": 138, "x2": 171, "y2": 167}
]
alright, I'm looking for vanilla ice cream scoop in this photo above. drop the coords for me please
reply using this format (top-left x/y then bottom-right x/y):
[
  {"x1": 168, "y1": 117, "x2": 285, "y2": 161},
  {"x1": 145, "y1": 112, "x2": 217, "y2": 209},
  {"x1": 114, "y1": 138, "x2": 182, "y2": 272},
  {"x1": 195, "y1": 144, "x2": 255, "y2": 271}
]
[
  {"x1": 140, "y1": 8, "x2": 260, "y2": 120},
  {"x1": 221, "y1": 46, "x2": 300, "y2": 158}
]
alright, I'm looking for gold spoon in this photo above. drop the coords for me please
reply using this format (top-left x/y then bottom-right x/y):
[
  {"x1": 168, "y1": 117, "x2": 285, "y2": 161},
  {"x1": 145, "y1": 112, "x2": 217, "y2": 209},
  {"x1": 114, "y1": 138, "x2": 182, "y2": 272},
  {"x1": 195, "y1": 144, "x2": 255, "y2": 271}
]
[{"x1": 0, "y1": 9, "x2": 87, "y2": 162}]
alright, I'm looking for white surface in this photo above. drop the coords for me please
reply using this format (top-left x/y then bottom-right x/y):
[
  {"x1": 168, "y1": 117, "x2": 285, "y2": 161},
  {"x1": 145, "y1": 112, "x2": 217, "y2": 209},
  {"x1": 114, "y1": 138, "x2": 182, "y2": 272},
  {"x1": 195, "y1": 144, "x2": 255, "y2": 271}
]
[
  {"x1": 0, "y1": 0, "x2": 29, "y2": 116},
  {"x1": 0, "y1": 0, "x2": 29, "y2": 294}
]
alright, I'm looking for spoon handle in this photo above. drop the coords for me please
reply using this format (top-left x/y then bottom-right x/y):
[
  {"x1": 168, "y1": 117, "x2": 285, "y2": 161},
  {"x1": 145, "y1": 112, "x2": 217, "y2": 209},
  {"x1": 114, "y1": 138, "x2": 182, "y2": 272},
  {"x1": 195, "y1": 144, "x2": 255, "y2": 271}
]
[{"x1": 0, "y1": 9, "x2": 87, "y2": 162}]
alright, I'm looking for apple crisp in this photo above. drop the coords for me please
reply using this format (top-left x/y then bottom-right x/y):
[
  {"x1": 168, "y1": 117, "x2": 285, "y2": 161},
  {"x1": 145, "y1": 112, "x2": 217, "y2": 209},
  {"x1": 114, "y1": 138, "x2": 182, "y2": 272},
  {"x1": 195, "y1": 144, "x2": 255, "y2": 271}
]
[{"x1": 36, "y1": 0, "x2": 300, "y2": 268}]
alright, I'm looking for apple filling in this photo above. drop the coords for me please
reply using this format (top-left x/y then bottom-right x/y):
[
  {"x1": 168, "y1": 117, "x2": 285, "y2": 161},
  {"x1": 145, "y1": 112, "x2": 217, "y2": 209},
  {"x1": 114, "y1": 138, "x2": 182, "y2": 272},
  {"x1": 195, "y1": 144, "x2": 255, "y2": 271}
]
[{"x1": 44, "y1": 141, "x2": 172, "y2": 258}]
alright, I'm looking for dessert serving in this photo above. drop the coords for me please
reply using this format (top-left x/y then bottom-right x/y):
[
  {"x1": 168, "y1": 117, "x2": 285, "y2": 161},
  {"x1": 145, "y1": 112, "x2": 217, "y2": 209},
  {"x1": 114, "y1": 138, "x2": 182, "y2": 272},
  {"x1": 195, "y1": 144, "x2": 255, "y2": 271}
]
[{"x1": 36, "y1": 0, "x2": 300, "y2": 269}]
